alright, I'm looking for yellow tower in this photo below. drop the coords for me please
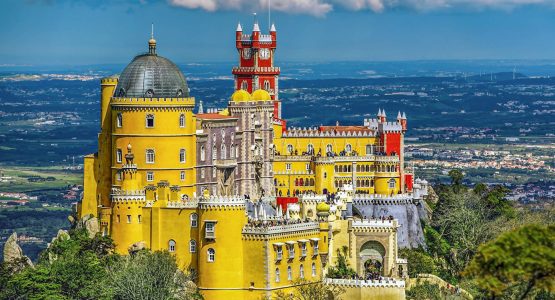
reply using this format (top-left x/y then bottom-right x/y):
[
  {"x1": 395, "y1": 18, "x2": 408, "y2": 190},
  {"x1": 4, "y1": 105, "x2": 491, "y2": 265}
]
[{"x1": 197, "y1": 195, "x2": 247, "y2": 299}]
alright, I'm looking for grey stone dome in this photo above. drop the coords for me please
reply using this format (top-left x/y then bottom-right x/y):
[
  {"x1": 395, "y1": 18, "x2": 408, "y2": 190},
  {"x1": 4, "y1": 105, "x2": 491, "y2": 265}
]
[{"x1": 115, "y1": 48, "x2": 189, "y2": 98}]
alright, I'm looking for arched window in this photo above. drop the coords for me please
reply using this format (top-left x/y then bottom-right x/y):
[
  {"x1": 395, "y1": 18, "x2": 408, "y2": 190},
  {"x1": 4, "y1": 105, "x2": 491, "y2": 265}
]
[
  {"x1": 189, "y1": 240, "x2": 196, "y2": 253},
  {"x1": 326, "y1": 144, "x2": 333, "y2": 154},
  {"x1": 275, "y1": 268, "x2": 280, "y2": 283},
  {"x1": 116, "y1": 113, "x2": 123, "y2": 128},
  {"x1": 300, "y1": 265, "x2": 305, "y2": 278},
  {"x1": 241, "y1": 81, "x2": 248, "y2": 90},
  {"x1": 221, "y1": 128, "x2": 225, "y2": 140},
  {"x1": 212, "y1": 145, "x2": 217, "y2": 160},
  {"x1": 146, "y1": 114, "x2": 154, "y2": 128},
  {"x1": 221, "y1": 144, "x2": 226, "y2": 159},
  {"x1": 389, "y1": 179, "x2": 396, "y2": 189},
  {"x1": 287, "y1": 266, "x2": 292, "y2": 281},
  {"x1": 180, "y1": 171, "x2": 185, "y2": 181},
  {"x1": 264, "y1": 80, "x2": 270, "y2": 91},
  {"x1": 190, "y1": 213, "x2": 199, "y2": 228},
  {"x1": 345, "y1": 144, "x2": 352, "y2": 153},
  {"x1": 312, "y1": 263, "x2": 317, "y2": 277},
  {"x1": 179, "y1": 114, "x2": 185, "y2": 128},
  {"x1": 287, "y1": 144, "x2": 293, "y2": 154},
  {"x1": 179, "y1": 149, "x2": 186, "y2": 163},
  {"x1": 168, "y1": 240, "x2": 176, "y2": 252},
  {"x1": 146, "y1": 149, "x2": 155, "y2": 164},
  {"x1": 230, "y1": 145, "x2": 235, "y2": 159},
  {"x1": 307, "y1": 144, "x2": 314, "y2": 154},
  {"x1": 207, "y1": 248, "x2": 215, "y2": 262},
  {"x1": 200, "y1": 145, "x2": 206, "y2": 161}
]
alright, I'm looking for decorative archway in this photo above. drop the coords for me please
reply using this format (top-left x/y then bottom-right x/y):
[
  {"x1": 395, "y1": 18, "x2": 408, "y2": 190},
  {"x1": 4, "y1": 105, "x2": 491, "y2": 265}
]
[{"x1": 359, "y1": 241, "x2": 386, "y2": 277}]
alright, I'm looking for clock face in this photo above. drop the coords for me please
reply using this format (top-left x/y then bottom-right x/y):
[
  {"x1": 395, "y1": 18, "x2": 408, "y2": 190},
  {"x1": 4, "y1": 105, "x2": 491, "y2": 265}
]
[
  {"x1": 259, "y1": 48, "x2": 270, "y2": 60},
  {"x1": 242, "y1": 48, "x2": 252, "y2": 59}
]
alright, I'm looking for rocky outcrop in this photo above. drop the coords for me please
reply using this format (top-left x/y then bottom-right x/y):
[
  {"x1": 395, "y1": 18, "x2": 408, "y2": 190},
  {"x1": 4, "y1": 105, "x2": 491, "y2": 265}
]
[
  {"x1": 3, "y1": 232, "x2": 33, "y2": 273},
  {"x1": 354, "y1": 203, "x2": 426, "y2": 248},
  {"x1": 76, "y1": 215, "x2": 100, "y2": 238},
  {"x1": 128, "y1": 241, "x2": 147, "y2": 254},
  {"x1": 426, "y1": 186, "x2": 439, "y2": 205}
]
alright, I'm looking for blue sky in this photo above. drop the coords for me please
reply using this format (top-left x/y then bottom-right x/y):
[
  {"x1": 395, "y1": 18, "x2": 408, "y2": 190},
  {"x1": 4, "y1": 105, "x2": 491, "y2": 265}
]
[{"x1": 1, "y1": 0, "x2": 555, "y2": 65}]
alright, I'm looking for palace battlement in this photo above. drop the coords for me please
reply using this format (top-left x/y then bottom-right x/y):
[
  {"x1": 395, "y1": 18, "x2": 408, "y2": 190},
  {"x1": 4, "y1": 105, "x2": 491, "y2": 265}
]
[
  {"x1": 283, "y1": 128, "x2": 376, "y2": 138},
  {"x1": 242, "y1": 221, "x2": 319, "y2": 235},
  {"x1": 323, "y1": 277, "x2": 406, "y2": 288},
  {"x1": 110, "y1": 97, "x2": 195, "y2": 106},
  {"x1": 351, "y1": 219, "x2": 399, "y2": 229}
]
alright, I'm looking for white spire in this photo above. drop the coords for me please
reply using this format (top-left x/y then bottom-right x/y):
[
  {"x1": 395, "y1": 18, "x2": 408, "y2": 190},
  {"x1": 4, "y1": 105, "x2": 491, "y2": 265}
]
[
  {"x1": 402, "y1": 112, "x2": 407, "y2": 119},
  {"x1": 285, "y1": 207, "x2": 290, "y2": 219},
  {"x1": 254, "y1": 203, "x2": 259, "y2": 221},
  {"x1": 378, "y1": 108, "x2": 382, "y2": 117},
  {"x1": 397, "y1": 111, "x2": 402, "y2": 119},
  {"x1": 253, "y1": 13, "x2": 260, "y2": 32},
  {"x1": 198, "y1": 100, "x2": 204, "y2": 114},
  {"x1": 382, "y1": 109, "x2": 386, "y2": 117},
  {"x1": 236, "y1": 22, "x2": 242, "y2": 32},
  {"x1": 270, "y1": 23, "x2": 276, "y2": 32}
]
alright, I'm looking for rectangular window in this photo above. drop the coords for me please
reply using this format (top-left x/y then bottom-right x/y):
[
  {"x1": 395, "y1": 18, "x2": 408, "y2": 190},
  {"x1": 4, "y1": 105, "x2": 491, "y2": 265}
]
[
  {"x1": 138, "y1": 215, "x2": 142, "y2": 223},
  {"x1": 116, "y1": 113, "x2": 122, "y2": 128},
  {"x1": 276, "y1": 246, "x2": 283, "y2": 260},
  {"x1": 212, "y1": 167, "x2": 216, "y2": 178},
  {"x1": 146, "y1": 171, "x2": 154, "y2": 182},
  {"x1": 286, "y1": 163, "x2": 291, "y2": 171},
  {"x1": 116, "y1": 172, "x2": 122, "y2": 181},
  {"x1": 180, "y1": 171, "x2": 185, "y2": 181},
  {"x1": 205, "y1": 221, "x2": 216, "y2": 239},
  {"x1": 126, "y1": 215, "x2": 131, "y2": 224},
  {"x1": 116, "y1": 215, "x2": 120, "y2": 223},
  {"x1": 313, "y1": 241, "x2": 319, "y2": 255},
  {"x1": 201, "y1": 169, "x2": 205, "y2": 179},
  {"x1": 116, "y1": 149, "x2": 122, "y2": 163},
  {"x1": 306, "y1": 163, "x2": 310, "y2": 170},
  {"x1": 288, "y1": 244, "x2": 295, "y2": 259},
  {"x1": 146, "y1": 149, "x2": 155, "y2": 164},
  {"x1": 300, "y1": 243, "x2": 307, "y2": 257}
]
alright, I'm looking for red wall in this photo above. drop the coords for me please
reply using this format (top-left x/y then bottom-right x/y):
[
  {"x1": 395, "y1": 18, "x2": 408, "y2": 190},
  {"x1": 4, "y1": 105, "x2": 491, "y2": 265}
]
[
  {"x1": 276, "y1": 197, "x2": 298, "y2": 213},
  {"x1": 385, "y1": 133, "x2": 401, "y2": 156},
  {"x1": 405, "y1": 174, "x2": 413, "y2": 192}
]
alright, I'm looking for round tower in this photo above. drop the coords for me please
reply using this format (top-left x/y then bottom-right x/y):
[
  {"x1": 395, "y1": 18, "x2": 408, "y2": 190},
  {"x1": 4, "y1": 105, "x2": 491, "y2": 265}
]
[{"x1": 197, "y1": 195, "x2": 247, "y2": 299}]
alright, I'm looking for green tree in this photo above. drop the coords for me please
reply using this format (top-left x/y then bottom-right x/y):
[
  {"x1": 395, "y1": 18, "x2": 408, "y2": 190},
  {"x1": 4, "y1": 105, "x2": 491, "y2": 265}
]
[
  {"x1": 448, "y1": 169, "x2": 464, "y2": 188},
  {"x1": 463, "y1": 224, "x2": 555, "y2": 299},
  {"x1": 399, "y1": 248, "x2": 438, "y2": 278},
  {"x1": 107, "y1": 250, "x2": 201, "y2": 300},
  {"x1": 326, "y1": 246, "x2": 357, "y2": 279},
  {"x1": 406, "y1": 282, "x2": 442, "y2": 300},
  {"x1": 274, "y1": 279, "x2": 345, "y2": 300}
]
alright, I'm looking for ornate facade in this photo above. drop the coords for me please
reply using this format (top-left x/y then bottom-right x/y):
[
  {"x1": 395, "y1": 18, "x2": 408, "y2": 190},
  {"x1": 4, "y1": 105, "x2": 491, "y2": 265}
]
[{"x1": 77, "y1": 20, "x2": 429, "y2": 300}]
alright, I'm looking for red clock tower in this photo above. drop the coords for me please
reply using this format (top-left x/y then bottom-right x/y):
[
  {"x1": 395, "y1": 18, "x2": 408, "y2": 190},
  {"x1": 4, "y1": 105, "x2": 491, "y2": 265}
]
[{"x1": 233, "y1": 20, "x2": 282, "y2": 118}]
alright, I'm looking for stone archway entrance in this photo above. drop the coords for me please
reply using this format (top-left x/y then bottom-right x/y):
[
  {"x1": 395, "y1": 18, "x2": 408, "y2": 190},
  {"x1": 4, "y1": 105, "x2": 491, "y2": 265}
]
[{"x1": 359, "y1": 241, "x2": 386, "y2": 277}]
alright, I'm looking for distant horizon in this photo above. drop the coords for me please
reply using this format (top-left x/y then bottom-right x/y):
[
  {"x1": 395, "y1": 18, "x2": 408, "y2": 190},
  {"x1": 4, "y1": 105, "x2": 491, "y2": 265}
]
[{"x1": 2, "y1": 0, "x2": 555, "y2": 65}]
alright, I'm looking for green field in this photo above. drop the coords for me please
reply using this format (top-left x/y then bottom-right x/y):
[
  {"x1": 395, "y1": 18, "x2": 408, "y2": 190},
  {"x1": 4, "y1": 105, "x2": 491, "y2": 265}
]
[{"x1": 0, "y1": 166, "x2": 83, "y2": 193}]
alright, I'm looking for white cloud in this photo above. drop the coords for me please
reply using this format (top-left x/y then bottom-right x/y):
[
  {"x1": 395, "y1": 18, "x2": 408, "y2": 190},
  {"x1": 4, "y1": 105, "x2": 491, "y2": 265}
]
[
  {"x1": 168, "y1": 0, "x2": 332, "y2": 17},
  {"x1": 168, "y1": 0, "x2": 555, "y2": 15}
]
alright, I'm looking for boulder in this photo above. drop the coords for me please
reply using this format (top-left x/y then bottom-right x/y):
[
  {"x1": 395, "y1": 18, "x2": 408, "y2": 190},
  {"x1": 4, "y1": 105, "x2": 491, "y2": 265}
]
[
  {"x1": 76, "y1": 215, "x2": 100, "y2": 238},
  {"x1": 3, "y1": 232, "x2": 33, "y2": 273},
  {"x1": 128, "y1": 241, "x2": 147, "y2": 254}
]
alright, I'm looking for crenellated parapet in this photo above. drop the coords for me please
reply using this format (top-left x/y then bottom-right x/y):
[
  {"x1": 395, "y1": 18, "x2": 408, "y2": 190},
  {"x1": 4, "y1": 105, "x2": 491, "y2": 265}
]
[
  {"x1": 242, "y1": 221, "x2": 319, "y2": 237},
  {"x1": 110, "y1": 188, "x2": 146, "y2": 202},
  {"x1": 351, "y1": 219, "x2": 399, "y2": 233},
  {"x1": 198, "y1": 195, "x2": 246, "y2": 210},
  {"x1": 323, "y1": 277, "x2": 405, "y2": 288},
  {"x1": 283, "y1": 127, "x2": 376, "y2": 138},
  {"x1": 353, "y1": 193, "x2": 416, "y2": 205}
]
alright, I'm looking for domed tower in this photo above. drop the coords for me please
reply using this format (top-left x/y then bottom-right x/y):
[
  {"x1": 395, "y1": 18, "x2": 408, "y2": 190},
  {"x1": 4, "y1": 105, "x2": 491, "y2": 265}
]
[{"x1": 110, "y1": 35, "x2": 197, "y2": 198}]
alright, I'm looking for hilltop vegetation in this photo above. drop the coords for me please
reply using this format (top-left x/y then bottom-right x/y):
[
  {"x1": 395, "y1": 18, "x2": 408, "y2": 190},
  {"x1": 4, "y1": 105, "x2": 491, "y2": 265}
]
[
  {"x1": 403, "y1": 169, "x2": 555, "y2": 299},
  {"x1": 0, "y1": 228, "x2": 202, "y2": 300}
]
